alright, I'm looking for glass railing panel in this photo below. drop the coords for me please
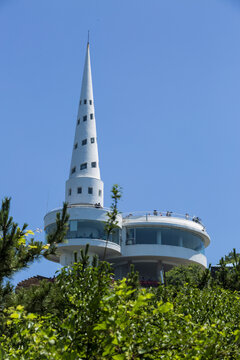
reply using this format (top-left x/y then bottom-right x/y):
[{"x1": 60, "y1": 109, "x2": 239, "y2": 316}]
[
  {"x1": 45, "y1": 221, "x2": 121, "y2": 245},
  {"x1": 125, "y1": 227, "x2": 205, "y2": 254}
]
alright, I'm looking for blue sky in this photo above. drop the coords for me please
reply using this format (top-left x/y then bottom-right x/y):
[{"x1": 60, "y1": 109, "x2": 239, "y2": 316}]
[{"x1": 1, "y1": 0, "x2": 240, "y2": 285}]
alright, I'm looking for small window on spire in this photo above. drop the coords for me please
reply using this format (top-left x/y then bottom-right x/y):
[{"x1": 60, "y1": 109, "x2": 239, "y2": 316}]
[
  {"x1": 77, "y1": 187, "x2": 82, "y2": 194},
  {"x1": 84, "y1": 99, "x2": 87, "y2": 104},
  {"x1": 83, "y1": 115, "x2": 87, "y2": 122},
  {"x1": 88, "y1": 187, "x2": 93, "y2": 194},
  {"x1": 89, "y1": 100, "x2": 92, "y2": 105},
  {"x1": 91, "y1": 137, "x2": 95, "y2": 143},
  {"x1": 77, "y1": 119, "x2": 80, "y2": 125},
  {"x1": 82, "y1": 139, "x2": 87, "y2": 146},
  {"x1": 74, "y1": 143, "x2": 78, "y2": 149},
  {"x1": 99, "y1": 190, "x2": 102, "y2": 197},
  {"x1": 91, "y1": 162, "x2": 96, "y2": 168},
  {"x1": 80, "y1": 163, "x2": 87, "y2": 170},
  {"x1": 90, "y1": 113, "x2": 94, "y2": 120},
  {"x1": 71, "y1": 167, "x2": 76, "y2": 174},
  {"x1": 68, "y1": 188, "x2": 72, "y2": 196}
]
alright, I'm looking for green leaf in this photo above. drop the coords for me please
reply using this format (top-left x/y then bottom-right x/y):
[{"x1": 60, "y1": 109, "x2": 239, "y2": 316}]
[
  {"x1": 103, "y1": 344, "x2": 114, "y2": 356},
  {"x1": 26, "y1": 313, "x2": 37, "y2": 320},
  {"x1": 94, "y1": 323, "x2": 108, "y2": 330},
  {"x1": 158, "y1": 302, "x2": 173, "y2": 313},
  {"x1": 10, "y1": 312, "x2": 19, "y2": 319},
  {"x1": 113, "y1": 355, "x2": 125, "y2": 360}
]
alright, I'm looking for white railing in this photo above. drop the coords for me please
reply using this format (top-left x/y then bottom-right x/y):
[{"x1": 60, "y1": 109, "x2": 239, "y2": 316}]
[
  {"x1": 122, "y1": 211, "x2": 204, "y2": 226},
  {"x1": 44, "y1": 204, "x2": 112, "y2": 217}
]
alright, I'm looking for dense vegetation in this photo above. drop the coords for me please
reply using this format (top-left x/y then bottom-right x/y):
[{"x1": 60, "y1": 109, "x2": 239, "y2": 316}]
[
  {"x1": 0, "y1": 196, "x2": 240, "y2": 359},
  {"x1": 1, "y1": 256, "x2": 240, "y2": 359}
]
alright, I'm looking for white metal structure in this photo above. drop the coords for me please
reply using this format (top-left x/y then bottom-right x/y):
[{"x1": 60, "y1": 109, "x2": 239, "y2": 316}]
[
  {"x1": 65, "y1": 42, "x2": 103, "y2": 207},
  {"x1": 45, "y1": 42, "x2": 115, "y2": 263},
  {"x1": 44, "y1": 42, "x2": 210, "y2": 281}
]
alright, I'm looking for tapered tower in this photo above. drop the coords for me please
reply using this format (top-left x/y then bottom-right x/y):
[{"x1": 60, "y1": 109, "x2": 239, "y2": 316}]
[
  {"x1": 44, "y1": 42, "x2": 122, "y2": 266},
  {"x1": 65, "y1": 42, "x2": 104, "y2": 207}
]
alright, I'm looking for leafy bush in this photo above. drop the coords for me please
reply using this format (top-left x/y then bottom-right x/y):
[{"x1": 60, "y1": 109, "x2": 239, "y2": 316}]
[
  {"x1": 165, "y1": 264, "x2": 204, "y2": 287},
  {"x1": 1, "y1": 260, "x2": 240, "y2": 359}
]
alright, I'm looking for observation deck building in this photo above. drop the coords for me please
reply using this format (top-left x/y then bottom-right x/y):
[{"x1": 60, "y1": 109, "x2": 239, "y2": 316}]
[{"x1": 44, "y1": 42, "x2": 210, "y2": 281}]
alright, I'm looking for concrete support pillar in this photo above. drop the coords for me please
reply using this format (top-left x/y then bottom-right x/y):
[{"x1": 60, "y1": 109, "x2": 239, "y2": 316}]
[
  {"x1": 157, "y1": 231, "x2": 162, "y2": 244},
  {"x1": 157, "y1": 260, "x2": 164, "y2": 284},
  {"x1": 179, "y1": 236, "x2": 183, "y2": 247},
  {"x1": 128, "y1": 260, "x2": 132, "y2": 273}
]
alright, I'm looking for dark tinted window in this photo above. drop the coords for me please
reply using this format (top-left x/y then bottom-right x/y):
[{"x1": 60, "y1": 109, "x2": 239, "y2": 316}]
[{"x1": 80, "y1": 163, "x2": 87, "y2": 170}]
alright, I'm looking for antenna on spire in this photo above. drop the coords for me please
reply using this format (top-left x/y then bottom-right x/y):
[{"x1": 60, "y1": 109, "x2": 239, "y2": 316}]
[{"x1": 88, "y1": 30, "x2": 90, "y2": 44}]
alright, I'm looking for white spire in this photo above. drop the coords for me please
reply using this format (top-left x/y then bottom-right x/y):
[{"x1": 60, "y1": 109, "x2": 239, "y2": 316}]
[{"x1": 65, "y1": 42, "x2": 104, "y2": 206}]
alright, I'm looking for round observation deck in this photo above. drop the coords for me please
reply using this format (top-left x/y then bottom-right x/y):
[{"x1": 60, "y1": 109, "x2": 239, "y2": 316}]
[
  {"x1": 44, "y1": 204, "x2": 122, "y2": 265},
  {"x1": 108, "y1": 210, "x2": 210, "y2": 272}
]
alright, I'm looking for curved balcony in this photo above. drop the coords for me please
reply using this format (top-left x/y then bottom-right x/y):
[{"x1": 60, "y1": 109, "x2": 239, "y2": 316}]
[
  {"x1": 45, "y1": 219, "x2": 121, "y2": 245},
  {"x1": 119, "y1": 244, "x2": 207, "y2": 267},
  {"x1": 47, "y1": 237, "x2": 121, "y2": 264},
  {"x1": 45, "y1": 218, "x2": 122, "y2": 264},
  {"x1": 125, "y1": 227, "x2": 205, "y2": 253},
  {"x1": 123, "y1": 210, "x2": 210, "y2": 248},
  {"x1": 45, "y1": 205, "x2": 122, "y2": 225}
]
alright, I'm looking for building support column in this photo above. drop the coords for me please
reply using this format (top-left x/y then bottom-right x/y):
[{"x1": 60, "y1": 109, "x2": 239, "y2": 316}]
[
  {"x1": 157, "y1": 260, "x2": 164, "y2": 284},
  {"x1": 127, "y1": 260, "x2": 132, "y2": 273}
]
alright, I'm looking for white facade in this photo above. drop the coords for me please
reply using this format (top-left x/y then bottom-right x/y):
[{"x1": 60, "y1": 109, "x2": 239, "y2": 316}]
[
  {"x1": 65, "y1": 42, "x2": 103, "y2": 207},
  {"x1": 44, "y1": 42, "x2": 211, "y2": 281}
]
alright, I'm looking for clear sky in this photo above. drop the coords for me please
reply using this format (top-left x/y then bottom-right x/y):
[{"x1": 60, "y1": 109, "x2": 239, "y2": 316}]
[{"x1": 1, "y1": 0, "x2": 240, "y2": 285}]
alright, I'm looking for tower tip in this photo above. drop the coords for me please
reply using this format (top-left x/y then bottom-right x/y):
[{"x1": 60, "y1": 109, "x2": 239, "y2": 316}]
[{"x1": 88, "y1": 30, "x2": 90, "y2": 45}]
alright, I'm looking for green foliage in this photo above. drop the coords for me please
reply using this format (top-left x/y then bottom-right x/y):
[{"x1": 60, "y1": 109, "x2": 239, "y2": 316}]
[
  {"x1": 126, "y1": 263, "x2": 140, "y2": 292},
  {"x1": 13, "y1": 280, "x2": 54, "y2": 315},
  {"x1": 103, "y1": 184, "x2": 122, "y2": 260},
  {"x1": 0, "y1": 198, "x2": 69, "y2": 330},
  {"x1": 0, "y1": 198, "x2": 69, "y2": 284},
  {"x1": 1, "y1": 256, "x2": 114, "y2": 359},
  {"x1": 46, "y1": 202, "x2": 69, "y2": 251},
  {"x1": 91, "y1": 282, "x2": 240, "y2": 359},
  {"x1": 224, "y1": 248, "x2": 240, "y2": 265},
  {"x1": 165, "y1": 264, "x2": 205, "y2": 288},
  {"x1": 1, "y1": 267, "x2": 240, "y2": 358},
  {"x1": 216, "y1": 248, "x2": 240, "y2": 291},
  {"x1": 1, "y1": 252, "x2": 240, "y2": 359}
]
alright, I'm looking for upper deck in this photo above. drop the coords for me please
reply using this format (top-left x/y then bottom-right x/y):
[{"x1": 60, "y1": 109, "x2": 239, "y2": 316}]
[{"x1": 122, "y1": 211, "x2": 210, "y2": 248}]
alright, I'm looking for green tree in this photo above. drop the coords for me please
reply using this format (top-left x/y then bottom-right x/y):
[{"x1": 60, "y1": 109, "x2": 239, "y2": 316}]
[
  {"x1": 1, "y1": 258, "x2": 240, "y2": 359},
  {"x1": 216, "y1": 248, "x2": 240, "y2": 291},
  {"x1": 0, "y1": 198, "x2": 69, "y2": 317},
  {"x1": 103, "y1": 184, "x2": 122, "y2": 260},
  {"x1": 13, "y1": 280, "x2": 54, "y2": 315},
  {"x1": 165, "y1": 264, "x2": 204, "y2": 288}
]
